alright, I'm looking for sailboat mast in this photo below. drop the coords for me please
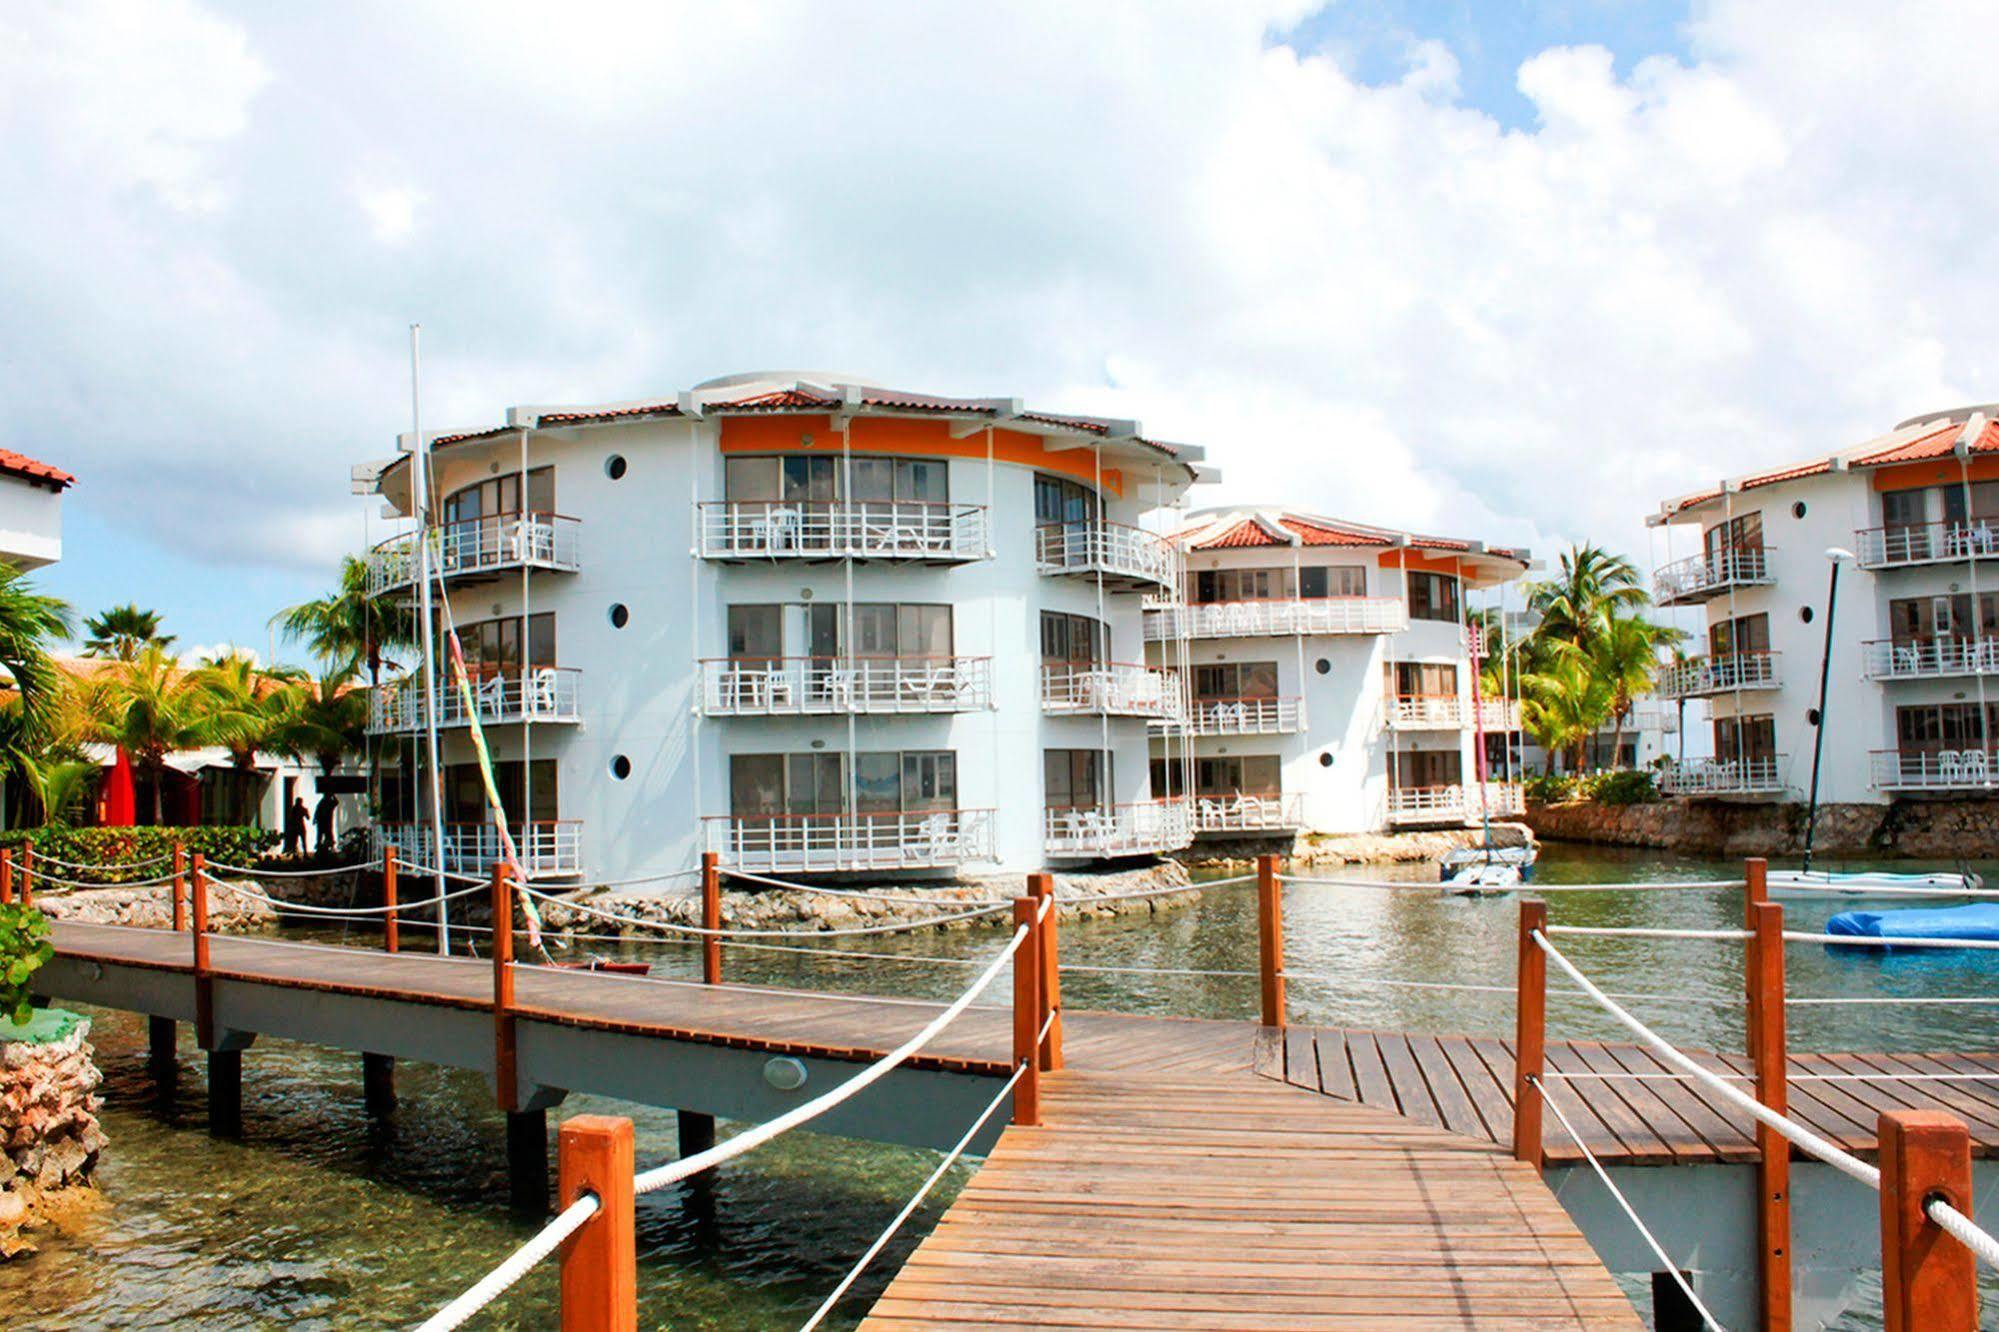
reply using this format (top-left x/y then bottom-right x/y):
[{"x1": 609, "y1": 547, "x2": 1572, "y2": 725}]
[{"x1": 409, "y1": 324, "x2": 452, "y2": 952}]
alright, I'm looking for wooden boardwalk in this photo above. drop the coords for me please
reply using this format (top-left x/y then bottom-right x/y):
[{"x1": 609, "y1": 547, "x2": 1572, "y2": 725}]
[{"x1": 1277, "y1": 1023, "x2": 1999, "y2": 1167}]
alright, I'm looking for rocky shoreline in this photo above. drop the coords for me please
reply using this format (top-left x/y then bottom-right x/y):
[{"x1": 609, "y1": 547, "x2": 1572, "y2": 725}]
[
  {"x1": 1526, "y1": 797, "x2": 1999, "y2": 859},
  {"x1": 33, "y1": 878, "x2": 275, "y2": 932},
  {"x1": 1178, "y1": 824, "x2": 1534, "y2": 872},
  {"x1": 0, "y1": 1011, "x2": 105, "y2": 1257}
]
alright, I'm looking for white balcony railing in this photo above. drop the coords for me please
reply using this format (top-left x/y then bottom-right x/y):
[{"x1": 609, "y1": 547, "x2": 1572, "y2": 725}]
[
  {"x1": 1145, "y1": 597, "x2": 1408, "y2": 641},
  {"x1": 1192, "y1": 792, "x2": 1305, "y2": 834},
  {"x1": 1389, "y1": 695, "x2": 1465, "y2": 729},
  {"x1": 1653, "y1": 546, "x2": 1774, "y2": 606},
  {"x1": 1871, "y1": 749, "x2": 1999, "y2": 791},
  {"x1": 1385, "y1": 782, "x2": 1525, "y2": 826},
  {"x1": 367, "y1": 512, "x2": 581, "y2": 596},
  {"x1": 697, "y1": 501, "x2": 988, "y2": 562},
  {"x1": 1186, "y1": 696, "x2": 1304, "y2": 735},
  {"x1": 1863, "y1": 637, "x2": 1999, "y2": 682},
  {"x1": 1658, "y1": 757, "x2": 1787, "y2": 797},
  {"x1": 1626, "y1": 701, "x2": 1681, "y2": 734},
  {"x1": 1034, "y1": 521, "x2": 1180, "y2": 591},
  {"x1": 1041, "y1": 662, "x2": 1184, "y2": 720},
  {"x1": 700, "y1": 656, "x2": 992, "y2": 715},
  {"x1": 374, "y1": 821, "x2": 584, "y2": 878},
  {"x1": 705, "y1": 809, "x2": 997, "y2": 873},
  {"x1": 1655, "y1": 652, "x2": 1781, "y2": 699},
  {"x1": 1043, "y1": 800, "x2": 1194, "y2": 858},
  {"x1": 370, "y1": 667, "x2": 582, "y2": 734},
  {"x1": 1476, "y1": 697, "x2": 1524, "y2": 732},
  {"x1": 1856, "y1": 521, "x2": 1999, "y2": 570}
]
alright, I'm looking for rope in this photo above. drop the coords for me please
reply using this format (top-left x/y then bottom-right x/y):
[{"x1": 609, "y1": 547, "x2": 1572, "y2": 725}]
[
  {"x1": 398, "y1": 861, "x2": 492, "y2": 884},
  {"x1": 799, "y1": 1062, "x2": 1027, "y2": 1331},
  {"x1": 631, "y1": 899, "x2": 1045, "y2": 1197},
  {"x1": 1545, "y1": 925, "x2": 1752, "y2": 942},
  {"x1": 205, "y1": 859, "x2": 383, "y2": 878},
  {"x1": 1277, "y1": 875, "x2": 1748, "y2": 892},
  {"x1": 1928, "y1": 1198, "x2": 1999, "y2": 1272},
  {"x1": 521, "y1": 884, "x2": 1013, "y2": 939},
  {"x1": 24, "y1": 849, "x2": 174, "y2": 872},
  {"x1": 1534, "y1": 1076, "x2": 1724, "y2": 1331},
  {"x1": 1789, "y1": 996, "x2": 1999, "y2": 1007},
  {"x1": 413, "y1": 1191, "x2": 601, "y2": 1332},
  {"x1": 1786, "y1": 930, "x2": 1999, "y2": 952},
  {"x1": 719, "y1": 866, "x2": 1009, "y2": 908},
  {"x1": 1534, "y1": 929, "x2": 1882, "y2": 1190},
  {"x1": 208, "y1": 877, "x2": 489, "y2": 915},
  {"x1": 29, "y1": 868, "x2": 185, "y2": 890}
]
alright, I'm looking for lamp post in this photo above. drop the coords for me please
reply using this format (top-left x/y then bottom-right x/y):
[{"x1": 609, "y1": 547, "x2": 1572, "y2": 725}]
[{"x1": 1801, "y1": 547, "x2": 1856, "y2": 872}]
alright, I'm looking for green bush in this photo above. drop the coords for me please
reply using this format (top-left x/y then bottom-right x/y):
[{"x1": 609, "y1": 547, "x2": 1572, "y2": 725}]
[
  {"x1": 0, "y1": 903, "x2": 53, "y2": 1024},
  {"x1": 0, "y1": 826, "x2": 277, "y2": 886},
  {"x1": 1584, "y1": 770, "x2": 1658, "y2": 806},
  {"x1": 1524, "y1": 773, "x2": 1579, "y2": 803}
]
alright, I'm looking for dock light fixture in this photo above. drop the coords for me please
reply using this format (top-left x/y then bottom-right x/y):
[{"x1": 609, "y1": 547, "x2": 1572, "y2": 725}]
[{"x1": 764, "y1": 1056, "x2": 809, "y2": 1092}]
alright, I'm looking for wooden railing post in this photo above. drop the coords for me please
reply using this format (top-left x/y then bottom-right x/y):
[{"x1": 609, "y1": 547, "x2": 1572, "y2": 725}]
[
  {"x1": 1879, "y1": 1110, "x2": 1977, "y2": 1332},
  {"x1": 1028, "y1": 872, "x2": 1063, "y2": 1070},
  {"x1": 1256, "y1": 853, "x2": 1285, "y2": 1027},
  {"x1": 191, "y1": 854, "x2": 213, "y2": 1049},
  {"x1": 382, "y1": 844, "x2": 399, "y2": 954},
  {"x1": 493, "y1": 862, "x2": 517, "y2": 1113},
  {"x1": 1747, "y1": 898, "x2": 1791, "y2": 1331},
  {"x1": 1, "y1": 847, "x2": 13, "y2": 906},
  {"x1": 172, "y1": 843, "x2": 187, "y2": 932},
  {"x1": 558, "y1": 1114, "x2": 637, "y2": 1332},
  {"x1": 1011, "y1": 897, "x2": 1042, "y2": 1127},
  {"x1": 700, "y1": 852, "x2": 721, "y2": 985},
  {"x1": 18, "y1": 843, "x2": 31, "y2": 909},
  {"x1": 1512, "y1": 898, "x2": 1547, "y2": 1167}
]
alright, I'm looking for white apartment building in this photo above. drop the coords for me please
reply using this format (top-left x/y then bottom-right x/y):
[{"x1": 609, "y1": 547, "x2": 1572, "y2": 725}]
[
  {"x1": 0, "y1": 448, "x2": 69, "y2": 569},
  {"x1": 1649, "y1": 404, "x2": 1999, "y2": 804},
  {"x1": 357, "y1": 372, "x2": 1211, "y2": 881},
  {"x1": 1144, "y1": 509, "x2": 1530, "y2": 839}
]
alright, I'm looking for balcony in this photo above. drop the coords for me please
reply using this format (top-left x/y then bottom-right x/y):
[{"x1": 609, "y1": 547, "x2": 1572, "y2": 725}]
[
  {"x1": 374, "y1": 821, "x2": 583, "y2": 879},
  {"x1": 370, "y1": 667, "x2": 582, "y2": 734},
  {"x1": 1658, "y1": 757, "x2": 1787, "y2": 797},
  {"x1": 1476, "y1": 698, "x2": 1524, "y2": 732},
  {"x1": 1385, "y1": 783, "x2": 1525, "y2": 827},
  {"x1": 1655, "y1": 651, "x2": 1781, "y2": 700},
  {"x1": 367, "y1": 512, "x2": 581, "y2": 597},
  {"x1": 1388, "y1": 695, "x2": 1465, "y2": 729},
  {"x1": 1653, "y1": 546, "x2": 1774, "y2": 607},
  {"x1": 1871, "y1": 749, "x2": 1999, "y2": 792},
  {"x1": 1145, "y1": 597, "x2": 1408, "y2": 641},
  {"x1": 1035, "y1": 521, "x2": 1180, "y2": 594},
  {"x1": 1041, "y1": 662, "x2": 1184, "y2": 721},
  {"x1": 697, "y1": 501, "x2": 987, "y2": 563},
  {"x1": 1044, "y1": 800, "x2": 1194, "y2": 858},
  {"x1": 1185, "y1": 696, "x2": 1304, "y2": 735},
  {"x1": 700, "y1": 656, "x2": 992, "y2": 716},
  {"x1": 704, "y1": 809, "x2": 996, "y2": 873},
  {"x1": 1856, "y1": 520, "x2": 1999, "y2": 571},
  {"x1": 1192, "y1": 792, "x2": 1305, "y2": 835},
  {"x1": 1863, "y1": 637, "x2": 1999, "y2": 682}
]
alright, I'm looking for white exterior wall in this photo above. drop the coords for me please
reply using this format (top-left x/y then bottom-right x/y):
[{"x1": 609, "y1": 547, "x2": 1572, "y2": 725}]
[
  {"x1": 0, "y1": 474, "x2": 62, "y2": 569},
  {"x1": 386, "y1": 416, "x2": 1181, "y2": 880}
]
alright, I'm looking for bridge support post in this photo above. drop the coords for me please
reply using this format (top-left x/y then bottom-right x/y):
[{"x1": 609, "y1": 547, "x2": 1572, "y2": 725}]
[
  {"x1": 1028, "y1": 873, "x2": 1063, "y2": 1070},
  {"x1": 677, "y1": 1109, "x2": 715, "y2": 1157},
  {"x1": 1879, "y1": 1110, "x2": 1976, "y2": 1332},
  {"x1": 1745, "y1": 864, "x2": 1791, "y2": 1332},
  {"x1": 1256, "y1": 854, "x2": 1285, "y2": 1027},
  {"x1": 1511, "y1": 898, "x2": 1546, "y2": 1167},
  {"x1": 147, "y1": 1016, "x2": 176, "y2": 1071},
  {"x1": 508, "y1": 1109, "x2": 550, "y2": 1214},
  {"x1": 701, "y1": 852, "x2": 721, "y2": 985},
  {"x1": 363, "y1": 1052, "x2": 397, "y2": 1116},
  {"x1": 1011, "y1": 897, "x2": 1042, "y2": 1126},
  {"x1": 558, "y1": 1115, "x2": 637, "y2": 1332},
  {"x1": 207, "y1": 1049, "x2": 243, "y2": 1138}
]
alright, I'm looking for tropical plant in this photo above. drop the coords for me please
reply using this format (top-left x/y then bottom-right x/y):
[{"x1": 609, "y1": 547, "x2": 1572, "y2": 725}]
[
  {"x1": 272, "y1": 556, "x2": 414, "y2": 678},
  {"x1": 0, "y1": 902, "x2": 52, "y2": 1025},
  {"x1": 264, "y1": 661, "x2": 368, "y2": 776},
  {"x1": 1575, "y1": 614, "x2": 1684, "y2": 771},
  {"x1": 81, "y1": 603, "x2": 173, "y2": 661},
  {"x1": 1521, "y1": 653, "x2": 1613, "y2": 774},
  {"x1": 0, "y1": 825, "x2": 275, "y2": 879},
  {"x1": 0, "y1": 563, "x2": 73, "y2": 738},
  {"x1": 79, "y1": 646, "x2": 215, "y2": 823},
  {"x1": 1525, "y1": 545, "x2": 1650, "y2": 653},
  {"x1": 28, "y1": 755, "x2": 101, "y2": 827},
  {"x1": 190, "y1": 653, "x2": 298, "y2": 771}
]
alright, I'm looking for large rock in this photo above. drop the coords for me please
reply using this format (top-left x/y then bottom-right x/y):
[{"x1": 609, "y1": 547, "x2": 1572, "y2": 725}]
[
  {"x1": 1525, "y1": 795, "x2": 1999, "y2": 859},
  {"x1": 34, "y1": 878, "x2": 275, "y2": 932},
  {"x1": 0, "y1": 1009, "x2": 106, "y2": 1257}
]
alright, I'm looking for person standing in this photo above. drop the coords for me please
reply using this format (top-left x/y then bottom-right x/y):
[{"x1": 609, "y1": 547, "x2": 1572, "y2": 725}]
[
  {"x1": 283, "y1": 797, "x2": 308, "y2": 858},
  {"x1": 314, "y1": 789, "x2": 338, "y2": 855}
]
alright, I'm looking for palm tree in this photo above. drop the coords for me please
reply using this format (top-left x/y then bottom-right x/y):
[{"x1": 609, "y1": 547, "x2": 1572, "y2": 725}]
[
  {"x1": 1576, "y1": 615, "x2": 1683, "y2": 769},
  {"x1": 81, "y1": 604, "x2": 174, "y2": 661},
  {"x1": 191, "y1": 653, "x2": 297, "y2": 772},
  {"x1": 0, "y1": 563, "x2": 73, "y2": 739},
  {"x1": 1522, "y1": 654, "x2": 1613, "y2": 775},
  {"x1": 1526, "y1": 545, "x2": 1650, "y2": 653},
  {"x1": 265, "y1": 662, "x2": 368, "y2": 778},
  {"x1": 83, "y1": 646, "x2": 213, "y2": 823},
  {"x1": 272, "y1": 556, "x2": 414, "y2": 679}
]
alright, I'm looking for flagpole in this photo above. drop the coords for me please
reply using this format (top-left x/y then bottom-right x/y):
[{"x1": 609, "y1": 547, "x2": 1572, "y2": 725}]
[{"x1": 410, "y1": 324, "x2": 452, "y2": 952}]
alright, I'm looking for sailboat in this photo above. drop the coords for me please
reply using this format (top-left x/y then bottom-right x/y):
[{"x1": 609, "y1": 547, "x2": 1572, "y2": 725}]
[{"x1": 1442, "y1": 621, "x2": 1536, "y2": 896}]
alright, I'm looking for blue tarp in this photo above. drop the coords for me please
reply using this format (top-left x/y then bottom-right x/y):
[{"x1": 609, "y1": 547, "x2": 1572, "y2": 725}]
[{"x1": 1826, "y1": 902, "x2": 1999, "y2": 944}]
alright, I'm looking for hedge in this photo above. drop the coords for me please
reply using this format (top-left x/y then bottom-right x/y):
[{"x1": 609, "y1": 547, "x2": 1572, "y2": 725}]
[
  {"x1": 1523, "y1": 771, "x2": 1658, "y2": 807},
  {"x1": 0, "y1": 826, "x2": 277, "y2": 885}
]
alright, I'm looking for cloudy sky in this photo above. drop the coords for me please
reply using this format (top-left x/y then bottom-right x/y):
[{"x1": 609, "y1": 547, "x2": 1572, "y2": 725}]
[{"x1": 3, "y1": 0, "x2": 1992, "y2": 658}]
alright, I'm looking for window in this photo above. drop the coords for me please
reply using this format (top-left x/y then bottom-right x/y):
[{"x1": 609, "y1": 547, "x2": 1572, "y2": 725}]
[
  {"x1": 1034, "y1": 473, "x2": 1098, "y2": 526},
  {"x1": 1896, "y1": 703, "x2": 1998, "y2": 753},
  {"x1": 727, "y1": 603, "x2": 952, "y2": 660},
  {"x1": 444, "y1": 759, "x2": 558, "y2": 823},
  {"x1": 1389, "y1": 661, "x2": 1458, "y2": 698},
  {"x1": 441, "y1": 467, "x2": 554, "y2": 527},
  {"x1": 1708, "y1": 612, "x2": 1771, "y2": 657},
  {"x1": 1889, "y1": 593, "x2": 1998, "y2": 643},
  {"x1": 1943, "y1": 479, "x2": 1999, "y2": 523},
  {"x1": 1406, "y1": 572, "x2": 1461, "y2": 623},
  {"x1": 450, "y1": 613, "x2": 555, "y2": 677},
  {"x1": 1044, "y1": 749, "x2": 1110, "y2": 809},
  {"x1": 1713, "y1": 715, "x2": 1778, "y2": 763},
  {"x1": 849, "y1": 456, "x2": 949, "y2": 504},
  {"x1": 1881, "y1": 487, "x2": 1928, "y2": 531},
  {"x1": 727, "y1": 605, "x2": 784, "y2": 661},
  {"x1": 1193, "y1": 661, "x2": 1279, "y2": 700},
  {"x1": 1040, "y1": 611, "x2": 1108, "y2": 664},
  {"x1": 1194, "y1": 755, "x2": 1280, "y2": 798},
  {"x1": 1300, "y1": 565, "x2": 1368, "y2": 598},
  {"x1": 1704, "y1": 512, "x2": 1764, "y2": 561},
  {"x1": 730, "y1": 752, "x2": 957, "y2": 817},
  {"x1": 1394, "y1": 751, "x2": 1461, "y2": 787},
  {"x1": 723, "y1": 454, "x2": 838, "y2": 504}
]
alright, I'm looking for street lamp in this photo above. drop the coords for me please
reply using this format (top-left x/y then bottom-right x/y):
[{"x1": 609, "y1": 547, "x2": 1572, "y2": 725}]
[{"x1": 1801, "y1": 547, "x2": 1856, "y2": 871}]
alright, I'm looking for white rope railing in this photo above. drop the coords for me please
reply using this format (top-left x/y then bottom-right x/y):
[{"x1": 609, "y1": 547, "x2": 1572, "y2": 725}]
[
  {"x1": 1789, "y1": 995, "x2": 1999, "y2": 1006},
  {"x1": 413, "y1": 1191, "x2": 601, "y2": 1332},
  {"x1": 1786, "y1": 930, "x2": 1999, "y2": 952},
  {"x1": 23, "y1": 849, "x2": 175, "y2": 872},
  {"x1": 521, "y1": 884, "x2": 1013, "y2": 940},
  {"x1": 1929, "y1": 1199, "x2": 1999, "y2": 1271},
  {"x1": 209, "y1": 877, "x2": 488, "y2": 915},
  {"x1": 29, "y1": 867, "x2": 186, "y2": 891},
  {"x1": 206, "y1": 858, "x2": 384, "y2": 878},
  {"x1": 1547, "y1": 925, "x2": 1753, "y2": 942},
  {"x1": 1278, "y1": 874, "x2": 1748, "y2": 892},
  {"x1": 719, "y1": 865, "x2": 1011, "y2": 908}
]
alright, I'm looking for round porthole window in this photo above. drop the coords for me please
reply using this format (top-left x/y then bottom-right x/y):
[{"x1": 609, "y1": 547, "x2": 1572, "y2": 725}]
[
  {"x1": 610, "y1": 755, "x2": 632, "y2": 780},
  {"x1": 608, "y1": 603, "x2": 630, "y2": 629},
  {"x1": 1318, "y1": 752, "x2": 1334, "y2": 768},
  {"x1": 1807, "y1": 708, "x2": 1822, "y2": 727},
  {"x1": 1792, "y1": 501, "x2": 1807, "y2": 519},
  {"x1": 1315, "y1": 658, "x2": 1331, "y2": 675},
  {"x1": 1800, "y1": 605, "x2": 1815, "y2": 624},
  {"x1": 605, "y1": 454, "x2": 628, "y2": 480}
]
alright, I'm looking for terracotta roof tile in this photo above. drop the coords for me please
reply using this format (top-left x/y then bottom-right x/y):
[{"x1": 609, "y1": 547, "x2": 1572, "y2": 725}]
[{"x1": 0, "y1": 449, "x2": 74, "y2": 489}]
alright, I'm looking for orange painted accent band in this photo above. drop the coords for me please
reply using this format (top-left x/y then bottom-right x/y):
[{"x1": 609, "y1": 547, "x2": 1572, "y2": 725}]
[
  {"x1": 1871, "y1": 454, "x2": 1999, "y2": 492},
  {"x1": 716, "y1": 414, "x2": 1128, "y2": 497}
]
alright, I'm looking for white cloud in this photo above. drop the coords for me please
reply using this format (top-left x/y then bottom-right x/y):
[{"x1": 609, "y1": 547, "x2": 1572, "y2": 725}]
[{"x1": 4, "y1": 0, "x2": 1999, "y2": 589}]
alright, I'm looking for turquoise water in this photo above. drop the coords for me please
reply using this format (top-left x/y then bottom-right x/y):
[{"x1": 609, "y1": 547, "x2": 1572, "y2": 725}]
[{"x1": 4, "y1": 844, "x2": 1996, "y2": 1328}]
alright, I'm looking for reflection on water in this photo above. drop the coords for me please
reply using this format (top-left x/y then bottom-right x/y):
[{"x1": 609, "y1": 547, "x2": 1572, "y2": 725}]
[{"x1": 4, "y1": 844, "x2": 1995, "y2": 1328}]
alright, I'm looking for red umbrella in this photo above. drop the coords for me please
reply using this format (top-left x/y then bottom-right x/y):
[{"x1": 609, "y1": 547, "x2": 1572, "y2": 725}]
[{"x1": 103, "y1": 746, "x2": 137, "y2": 827}]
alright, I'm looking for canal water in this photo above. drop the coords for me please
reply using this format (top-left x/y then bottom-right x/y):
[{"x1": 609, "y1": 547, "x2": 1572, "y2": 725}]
[{"x1": 6, "y1": 845, "x2": 1996, "y2": 1328}]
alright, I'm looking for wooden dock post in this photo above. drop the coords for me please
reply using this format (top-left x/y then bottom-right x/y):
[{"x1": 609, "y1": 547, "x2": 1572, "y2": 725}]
[
  {"x1": 1256, "y1": 854, "x2": 1285, "y2": 1028},
  {"x1": 147, "y1": 1016, "x2": 176, "y2": 1070},
  {"x1": 1012, "y1": 897, "x2": 1042, "y2": 1126},
  {"x1": 172, "y1": 843, "x2": 187, "y2": 932},
  {"x1": 1512, "y1": 898, "x2": 1547, "y2": 1167},
  {"x1": 1028, "y1": 872, "x2": 1063, "y2": 1070},
  {"x1": 1878, "y1": 1110, "x2": 1976, "y2": 1332},
  {"x1": 493, "y1": 861, "x2": 517, "y2": 1113},
  {"x1": 362, "y1": 847, "x2": 400, "y2": 1115},
  {"x1": 0, "y1": 848, "x2": 10, "y2": 906},
  {"x1": 558, "y1": 1115, "x2": 637, "y2": 1332},
  {"x1": 192, "y1": 854, "x2": 213, "y2": 1050},
  {"x1": 382, "y1": 844, "x2": 399, "y2": 954},
  {"x1": 1746, "y1": 883, "x2": 1792, "y2": 1332},
  {"x1": 18, "y1": 843, "x2": 31, "y2": 909},
  {"x1": 701, "y1": 851, "x2": 721, "y2": 985},
  {"x1": 190, "y1": 852, "x2": 241, "y2": 1136}
]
